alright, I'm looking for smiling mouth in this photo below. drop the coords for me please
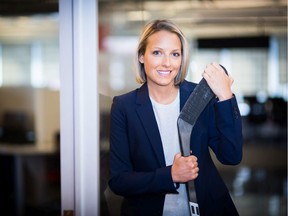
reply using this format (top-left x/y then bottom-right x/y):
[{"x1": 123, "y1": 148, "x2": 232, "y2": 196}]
[{"x1": 157, "y1": 70, "x2": 171, "y2": 75}]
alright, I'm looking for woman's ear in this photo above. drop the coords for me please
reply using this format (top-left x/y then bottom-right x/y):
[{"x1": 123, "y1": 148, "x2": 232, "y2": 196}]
[{"x1": 139, "y1": 55, "x2": 144, "y2": 63}]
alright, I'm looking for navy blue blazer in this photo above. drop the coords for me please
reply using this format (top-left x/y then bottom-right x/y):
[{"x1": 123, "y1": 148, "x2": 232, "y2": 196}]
[{"x1": 109, "y1": 80, "x2": 243, "y2": 216}]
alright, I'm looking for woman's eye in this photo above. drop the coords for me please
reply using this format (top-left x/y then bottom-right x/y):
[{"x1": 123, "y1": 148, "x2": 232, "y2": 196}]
[
  {"x1": 152, "y1": 50, "x2": 161, "y2": 55},
  {"x1": 173, "y1": 52, "x2": 181, "y2": 57}
]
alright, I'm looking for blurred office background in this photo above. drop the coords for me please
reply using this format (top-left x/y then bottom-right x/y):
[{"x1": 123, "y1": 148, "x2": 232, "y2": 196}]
[{"x1": 0, "y1": 0, "x2": 287, "y2": 215}]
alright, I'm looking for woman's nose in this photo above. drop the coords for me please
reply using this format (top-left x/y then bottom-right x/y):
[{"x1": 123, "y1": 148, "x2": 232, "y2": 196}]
[{"x1": 162, "y1": 55, "x2": 171, "y2": 67}]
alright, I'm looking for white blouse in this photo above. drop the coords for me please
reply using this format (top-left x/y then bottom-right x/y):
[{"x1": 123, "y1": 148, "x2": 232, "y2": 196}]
[{"x1": 150, "y1": 92, "x2": 190, "y2": 216}]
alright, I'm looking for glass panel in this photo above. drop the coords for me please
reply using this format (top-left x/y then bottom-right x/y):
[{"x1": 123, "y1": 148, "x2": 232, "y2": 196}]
[{"x1": 0, "y1": 13, "x2": 60, "y2": 216}]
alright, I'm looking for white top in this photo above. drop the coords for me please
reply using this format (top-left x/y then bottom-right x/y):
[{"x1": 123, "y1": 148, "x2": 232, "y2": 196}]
[{"x1": 150, "y1": 92, "x2": 190, "y2": 216}]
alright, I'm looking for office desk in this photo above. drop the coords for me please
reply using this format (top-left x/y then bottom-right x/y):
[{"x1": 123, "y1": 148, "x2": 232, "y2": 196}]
[{"x1": 0, "y1": 144, "x2": 60, "y2": 216}]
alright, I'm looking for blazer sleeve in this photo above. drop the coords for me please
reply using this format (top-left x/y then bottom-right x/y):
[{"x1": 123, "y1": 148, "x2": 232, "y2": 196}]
[
  {"x1": 108, "y1": 96, "x2": 177, "y2": 197},
  {"x1": 208, "y1": 96, "x2": 243, "y2": 165}
]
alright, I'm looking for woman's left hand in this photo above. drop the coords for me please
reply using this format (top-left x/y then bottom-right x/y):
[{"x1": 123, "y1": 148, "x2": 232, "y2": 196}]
[{"x1": 202, "y1": 62, "x2": 233, "y2": 101}]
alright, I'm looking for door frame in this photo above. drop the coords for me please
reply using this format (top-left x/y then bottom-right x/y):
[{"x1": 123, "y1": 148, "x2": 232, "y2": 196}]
[{"x1": 59, "y1": 0, "x2": 99, "y2": 215}]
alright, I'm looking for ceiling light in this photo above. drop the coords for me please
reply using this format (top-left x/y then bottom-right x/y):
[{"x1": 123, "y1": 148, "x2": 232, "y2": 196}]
[{"x1": 127, "y1": 11, "x2": 151, "y2": 21}]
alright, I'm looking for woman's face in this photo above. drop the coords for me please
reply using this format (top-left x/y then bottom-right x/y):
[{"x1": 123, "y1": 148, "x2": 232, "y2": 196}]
[{"x1": 139, "y1": 30, "x2": 182, "y2": 89}]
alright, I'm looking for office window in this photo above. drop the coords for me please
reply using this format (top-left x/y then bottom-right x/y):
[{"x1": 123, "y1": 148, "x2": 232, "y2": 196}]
[{"x1": 1, "y1": 44, "x2": 31, "y2": 86}]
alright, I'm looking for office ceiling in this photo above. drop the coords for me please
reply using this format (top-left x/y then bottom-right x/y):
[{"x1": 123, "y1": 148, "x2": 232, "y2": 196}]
[
  {"x1": 0, "y1": 0, "x2": 286, "y2": 41},
  {"x1": 0, "y1": 0, "x2": 58, "y2": 15},
  {"x1": 98, "y1": 0, "x2": 287, "y2": 38}
]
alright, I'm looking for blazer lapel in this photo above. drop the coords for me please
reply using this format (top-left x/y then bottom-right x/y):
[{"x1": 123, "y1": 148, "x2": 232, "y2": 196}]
[
  {"x1": 135, "y1": 84, "x2": 166, "y2": 167},
  {"x1": 179, "y1": 80, "x2": 193, "y2": 110}
]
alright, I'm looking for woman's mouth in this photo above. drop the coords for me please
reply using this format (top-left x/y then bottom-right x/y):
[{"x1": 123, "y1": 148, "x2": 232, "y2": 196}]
[{"x1": 157, "y1": 70, "x2": 171, "y2": 75}]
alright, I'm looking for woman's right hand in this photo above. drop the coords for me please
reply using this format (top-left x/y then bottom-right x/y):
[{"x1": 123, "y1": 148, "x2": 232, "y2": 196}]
[{"x1": 171, "y1": 152, "x2": 199, "y2": 183}]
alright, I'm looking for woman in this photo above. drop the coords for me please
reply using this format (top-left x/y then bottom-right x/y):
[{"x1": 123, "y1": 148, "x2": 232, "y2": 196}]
[{"x1": 109, "y1": 19, "x2": 242, "y2": 216}]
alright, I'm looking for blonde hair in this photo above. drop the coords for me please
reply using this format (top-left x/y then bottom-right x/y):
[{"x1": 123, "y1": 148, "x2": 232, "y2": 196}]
[{"x1": 135, "y1": 19, "x2": 190, "y2": 85}]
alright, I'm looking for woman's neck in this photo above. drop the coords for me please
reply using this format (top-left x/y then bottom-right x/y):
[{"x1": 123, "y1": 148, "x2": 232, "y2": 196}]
[{"x1": 148, "y1": 83, "x2": 179, "y2": 105}]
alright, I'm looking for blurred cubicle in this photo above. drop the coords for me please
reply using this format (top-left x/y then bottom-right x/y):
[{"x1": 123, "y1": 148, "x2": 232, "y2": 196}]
[{"x1": 0, "y1": 0, "x2": 287, "y2": 216}]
